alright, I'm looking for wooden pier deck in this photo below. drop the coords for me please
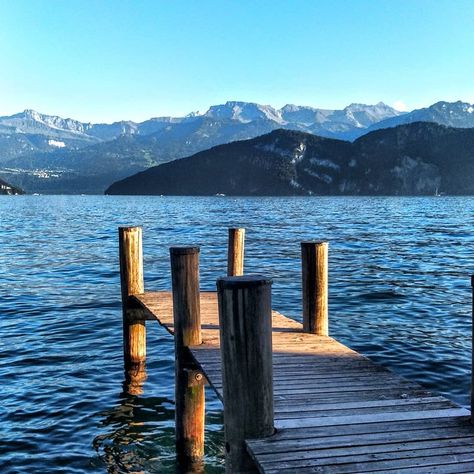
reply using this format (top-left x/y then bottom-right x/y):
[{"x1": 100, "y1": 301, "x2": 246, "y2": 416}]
[{"x1": 134, "y1": 291, "x2": 474, "y2": 473}]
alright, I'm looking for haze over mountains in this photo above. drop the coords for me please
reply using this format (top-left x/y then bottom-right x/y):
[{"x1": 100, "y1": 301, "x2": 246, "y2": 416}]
[{"x1": 1, "y1": 100, "x2": 474, "y2": 194}]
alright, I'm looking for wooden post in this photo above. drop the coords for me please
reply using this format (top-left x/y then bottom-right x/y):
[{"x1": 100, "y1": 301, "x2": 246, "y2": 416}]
[
  {"x1": 227, "y1": 228, "x2": 245, "y2": 276},
  {"x1": 217, "y1": 275, "x2": 274, "y2": 473},
  {"x1": 471, "y1": 275, "x2": 474, "y2": 424},
  {"x1": 119, "y1": 226, "x2": 146, "y2": 370},
  {"x1": 170, "y1": 247, "x2": 204, "y2": 466},
  {"x1": 301, "y1": 241, "x2": 328, "y2": 336}
]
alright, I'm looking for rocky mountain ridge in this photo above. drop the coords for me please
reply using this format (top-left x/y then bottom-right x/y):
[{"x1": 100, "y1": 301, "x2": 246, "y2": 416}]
[
  {"x1": 3, "y1": 100, "x2": 474, "y2": 194},
  {"x1": 367, "y1": 101, "x2": 474, "y2": 133},
  {"x1": 0, "y1": 101, "x2": 402, "y2": 150}
]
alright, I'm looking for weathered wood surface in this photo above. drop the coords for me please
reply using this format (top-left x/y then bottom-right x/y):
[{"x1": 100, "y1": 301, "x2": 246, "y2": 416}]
[
  {"x1": 119, "y1": 226, "x2": 146, "y2": 370},
  {"x1": 217, "y1": 276, "x2": 274, "y2": 472},
  {"x1": 134, "y1": 291, "x2": 473, "y2": 473},
  {"x1": 170, "y1": 247, "x2": 204, "y2": 464},
  {"x1": 227, "y1": 228, "x2": 245, "y2": 276},
  {"x1": 301, "y1": 241, "x2": 328, "y2": 336}
]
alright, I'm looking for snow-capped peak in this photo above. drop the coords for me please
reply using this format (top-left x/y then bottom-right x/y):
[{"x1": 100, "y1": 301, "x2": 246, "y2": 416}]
[
  {"x1": 10, "y1": 109, "x2": 89, "y2": 134},
  {"x1": 22, "y1": 109, "x2": 43, "y2": 121},
  {"x1": 205, "y1": 101, "x2": 283, "y2": 123}
]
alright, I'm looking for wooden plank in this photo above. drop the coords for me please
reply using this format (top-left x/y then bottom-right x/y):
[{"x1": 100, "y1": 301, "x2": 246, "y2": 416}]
[
  {"x1": 208, "y1": 373, "x2": 402, "y2": 389},
  {"x1": 199, "y1": 385, "x2": 435, "y2": 406},
  {"x1": 262, "y1": 453, "x2": 474, "y2": 473},
  {"x1": 256, "y1": 437, "x2": 474, "y2": 465},
  {"x1": 273, "y1": 396, "x2": 450, "y2": 412},
  {"x1": 272, "y1": 393, "x2": 433, "y2": 406},
  {"x1": 201, "y1": 371, "x2": 396, "y2": 388},
  {"x1": 275, "y1": 408, "x2": 469, "y2": 430},
  {"x1": 269, "y1": 376, "x2": 414, "y2": 390},
  {"x1": 274, "y1": 401, "x2": 455, "y2": 419},
  {"x1": 262, "y1": 460, "x2": 474, "y2": 474},
  {"x1": 213, "y1": 384, "x2": 423, "y2": 398},
  {"x1": 248, "y1": 416, "x2": 472, "y2": 445},
  {"x1": 250, "y1": 425, "x2": 474, "y2": 457},
  {"x1": 271, "y1": 388, "x2": 433, "y2": 403},
  {"x1": 194, "y1": 353, "x2": 381, "y2": 364},
  {"x1": 359, "y1": 463, "x2": 474, "y2": 474},
  {"x1": 209, "y1": 374, "x2": 415, "y2": 390}
]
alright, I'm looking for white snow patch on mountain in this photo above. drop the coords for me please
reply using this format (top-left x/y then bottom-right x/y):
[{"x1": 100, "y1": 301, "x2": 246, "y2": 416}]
[
  {"x1": 310, "y1": 158, "x2": 340, "y2": 170},
  {"x1": 48, "y1": 139, "x2": 66, "y2": 148},
  {"x1": 305, "y1": 168, "x2": 333, "y2": 184}
]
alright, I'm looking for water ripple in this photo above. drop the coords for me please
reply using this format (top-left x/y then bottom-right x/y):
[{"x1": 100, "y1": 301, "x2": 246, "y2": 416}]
[{"x1": 1, "y1": 195, "x2": 473, "y2": 472}]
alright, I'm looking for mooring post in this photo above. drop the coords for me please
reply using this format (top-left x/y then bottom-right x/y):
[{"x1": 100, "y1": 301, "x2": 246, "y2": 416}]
[
  {"x1": 301, "y1": 241, "x2": 329, "y2": 336},
  {"x1": 227, "y1": 228, "x2": 245, "y2": 276},
  {"x1": 471, "y1": 275, "x2": 474, "y2": 424},
  {"x1": 217, "y1": 275, "x2": 274, "y2": 473},
  {"x1": 119, "y1": 226, "x2": 146, "y2": 369},
  {"x1": 170, "y1": 247, "x2": 205, "y2": 467}
]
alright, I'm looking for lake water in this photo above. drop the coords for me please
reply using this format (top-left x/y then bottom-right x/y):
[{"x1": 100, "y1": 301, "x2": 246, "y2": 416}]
[{"x1": 1, "y1": 195, "x2": 473, "y2": 473}]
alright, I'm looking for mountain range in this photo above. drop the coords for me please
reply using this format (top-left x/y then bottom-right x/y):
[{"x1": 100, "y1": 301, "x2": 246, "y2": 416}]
[
  {"x1": 105, "y1": 122, "x2": 474, "y2": 196},
  {"x1": 1, "y1": 100, "x2": 474, "y2": 193}
]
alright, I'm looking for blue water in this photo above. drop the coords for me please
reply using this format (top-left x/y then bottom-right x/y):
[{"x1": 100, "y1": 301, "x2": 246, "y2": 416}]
[{"x1": 1, "y1": 195, "x2": 473, "y2": 473}]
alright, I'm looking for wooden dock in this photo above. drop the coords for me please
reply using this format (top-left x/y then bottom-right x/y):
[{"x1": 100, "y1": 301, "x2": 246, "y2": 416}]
[
  {"x1": 134, "y1": 291, "x2": 474, "y2": 473},
  {"x1": 118, "y1": 226, "x2": 474, "y2": 473}
]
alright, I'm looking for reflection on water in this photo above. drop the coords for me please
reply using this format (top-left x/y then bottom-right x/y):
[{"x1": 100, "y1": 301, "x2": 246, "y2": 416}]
[
  {"x1": 124, "y1": 364, "x2": 147, "y2": 396},
  {"x1": 93, "y1": 394, "x2": 176, "y2": 473},
  {"x1": 0, "y1": 195, "x2": 473, "y2": 472}
]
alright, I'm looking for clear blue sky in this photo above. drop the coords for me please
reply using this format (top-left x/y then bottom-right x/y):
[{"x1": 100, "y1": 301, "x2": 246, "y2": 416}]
[{"x1": 1, "y1": 0, "x2": 473, "y2": 123}]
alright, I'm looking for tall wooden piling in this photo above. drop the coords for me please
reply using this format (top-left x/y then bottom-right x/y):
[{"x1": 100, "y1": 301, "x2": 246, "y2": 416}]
[
  {"x1": 301, "y1": 241, "x2": 328, "y2": 336},
  {"x1": 227, "y1": 228, "x2": 245, "y2": 276},
  {"x1": 119, "y1": 226, "x2": 146, "y2": 370},
  {"x1": 217, "y1": 275, "x2": 274, "y2": 473},
  {"x1": 170, "y1": 247, "x2": 204, "y2": 466}
]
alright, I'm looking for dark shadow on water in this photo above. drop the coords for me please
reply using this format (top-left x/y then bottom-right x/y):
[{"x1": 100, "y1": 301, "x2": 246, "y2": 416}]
[
  {"x1": 92, "y1": 367, "x2": 224, "y2": 473},
  {"x1": 358, "y1": 290, "x2": 407, "y2": 302}
]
